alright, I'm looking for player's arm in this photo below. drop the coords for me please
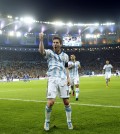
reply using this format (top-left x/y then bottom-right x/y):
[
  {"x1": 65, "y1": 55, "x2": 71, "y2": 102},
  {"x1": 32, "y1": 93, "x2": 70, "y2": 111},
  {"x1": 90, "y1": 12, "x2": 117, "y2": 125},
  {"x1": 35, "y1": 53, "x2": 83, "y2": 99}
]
[
  {"x1": 39, "y1": 32, "x2": 46, "y2": 55},
  {"x1": 68, "y1": 64, "x2": 74, "y2": 69},
  {"x1": 78, "y1": 62, "x2": 81, "y2": 69},
  {"x1": 65, "y1": 62, "x2": 70, "y2": 86},
  {"x1": 102, "y1": 69, "x2": 105, "y2": 74},
  {"x1": 102, "y1": 65, "x2": 105, "y2": 74},
  {"x1": 68, "y1": 62, "x2": 75, "y2": 69}
]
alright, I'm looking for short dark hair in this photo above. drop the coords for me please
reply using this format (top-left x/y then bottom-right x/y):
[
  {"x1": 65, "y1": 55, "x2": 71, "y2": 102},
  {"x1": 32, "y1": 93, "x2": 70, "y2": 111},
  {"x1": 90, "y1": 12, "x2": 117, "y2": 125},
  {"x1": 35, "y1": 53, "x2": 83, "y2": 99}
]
[{"x1": 52, "y1": 36, "x2": 62, "y2": 44}]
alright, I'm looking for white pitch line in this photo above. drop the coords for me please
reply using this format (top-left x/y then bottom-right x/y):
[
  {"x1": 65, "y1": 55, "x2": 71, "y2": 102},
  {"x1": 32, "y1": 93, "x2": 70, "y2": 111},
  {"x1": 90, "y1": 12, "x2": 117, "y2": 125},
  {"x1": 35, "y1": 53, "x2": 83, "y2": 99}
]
[
  {"x1": 0, "y1": 90, "x2": 16, "y2": 92},
  {"x1": 0, "y1": 88, "x2": 32, "y2": 92},
  {"x1": 0, "y1": 98, "x2": 120, "y2": 109}
]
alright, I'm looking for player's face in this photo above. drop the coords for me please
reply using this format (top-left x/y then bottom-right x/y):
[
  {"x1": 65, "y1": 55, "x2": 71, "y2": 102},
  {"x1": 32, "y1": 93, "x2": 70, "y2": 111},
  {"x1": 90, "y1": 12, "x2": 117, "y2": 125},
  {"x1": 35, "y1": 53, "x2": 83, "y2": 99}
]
[
  {"x1": 52, "y1": 39, "x2": 62, "y2": 53},
  {"x1": 70, "y1": 55, "x2": 75, "y2": 60},
  {"x1": 106, "y1": 60, "x2": 109, "y2": 64}
]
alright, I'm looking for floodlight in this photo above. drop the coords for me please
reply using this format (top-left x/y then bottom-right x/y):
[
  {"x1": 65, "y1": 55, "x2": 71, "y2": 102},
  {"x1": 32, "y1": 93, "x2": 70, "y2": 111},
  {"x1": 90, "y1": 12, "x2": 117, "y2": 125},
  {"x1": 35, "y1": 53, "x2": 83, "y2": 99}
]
[
  {"x1": 16, "y1": 32, "x2": 22, "y2": 37},
  {"x1": 8, "y1": 31, "x2": 15, "y2": 36},
  {"x1": 52, "y1": 21, "x2": 65, "y2": 26},
  {"x1": 7, "y1": 15, "x2": 12, "y2": 19},
  {"x1": 28, "y1": 27, "x2": 32, "y2": 32},
  {"x1": 20, "y1": 17, "x2": 35, "y2": 24},
  {"x1": 0, "y1": 23, "x2": 4, "y2": 29},
  {"x1": 15, "y1": 25, "x2": 18, "y2": 31},
  {"x1": 41, "y1": 27, "x2": 44, "y2": 32},
  {"x1": 0, "y1": 30, "x2": 2, "y2": 34},
  {"x1": 66, "y1": 22, "x2": 73, "y2": 27}
]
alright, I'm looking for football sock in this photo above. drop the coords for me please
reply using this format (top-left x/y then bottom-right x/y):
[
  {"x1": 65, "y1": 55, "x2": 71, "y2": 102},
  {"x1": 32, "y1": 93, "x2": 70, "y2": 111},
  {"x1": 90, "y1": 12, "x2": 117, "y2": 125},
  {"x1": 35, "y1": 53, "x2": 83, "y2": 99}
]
[
  {"x1": 65, "y1": 105, "x2": 72, "y2": 122},
  {"x1": 75, "y1": 88, "x2": 79, "y2": 98},
  {"x1": 45, "y1": 105, "x2": 52, "y2": 122}
]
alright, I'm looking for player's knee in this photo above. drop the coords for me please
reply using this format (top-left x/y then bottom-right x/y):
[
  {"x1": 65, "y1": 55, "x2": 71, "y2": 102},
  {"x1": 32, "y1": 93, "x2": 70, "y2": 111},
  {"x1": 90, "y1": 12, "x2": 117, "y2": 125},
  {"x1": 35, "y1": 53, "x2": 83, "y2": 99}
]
[
  {"x1": 75, "y1": 85, "x2": 79, "y2": 88},
  {"x1": 47, "y1": 99, "x2": 55, "y2": 107},
  {"x1": 63, "y1": 99, "x2": 69, "y2": 105}
]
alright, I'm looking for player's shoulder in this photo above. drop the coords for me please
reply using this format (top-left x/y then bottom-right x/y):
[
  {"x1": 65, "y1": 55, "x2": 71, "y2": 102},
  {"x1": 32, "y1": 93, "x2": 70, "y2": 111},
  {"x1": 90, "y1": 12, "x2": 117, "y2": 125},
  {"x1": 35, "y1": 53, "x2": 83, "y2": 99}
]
[
  {"x1": 76, "y1": 60, "x2": 80, "y2": 63},
  {"x1": 75, "y1": 60, "x2": 80, "y2": 65},
  {"x1": 110, "y1": 64, "x2": 113, "y2": 67},
  {"x1": 45, "y1": 49, "x2": 53, "y2": 54},
  {"x1": 68, "y1": 60, "x2": 72, "y2": 63},
  {"x1": 62, "y1": 51, "x2": 68, "y2": 56},
  {"x1": 46, "y1": 49, "x2": 53, "y2": 52},
  {"x1": 61, "y1": 52, "x2": 69, "y2": 58}
]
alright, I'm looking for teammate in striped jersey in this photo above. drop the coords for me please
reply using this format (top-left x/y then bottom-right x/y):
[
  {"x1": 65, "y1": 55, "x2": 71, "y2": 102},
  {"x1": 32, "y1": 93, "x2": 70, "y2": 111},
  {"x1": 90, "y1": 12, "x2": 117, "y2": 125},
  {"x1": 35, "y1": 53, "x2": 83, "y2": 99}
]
[
  {"x1": 103, "y1": 60, "x2": 113, "y2": 87},
  {"x1": 68, "y1": 54, "x2": 81, "y2": 101},
  {"x1": 39, "y1": 32, "x2": 73, "y2": 131}
]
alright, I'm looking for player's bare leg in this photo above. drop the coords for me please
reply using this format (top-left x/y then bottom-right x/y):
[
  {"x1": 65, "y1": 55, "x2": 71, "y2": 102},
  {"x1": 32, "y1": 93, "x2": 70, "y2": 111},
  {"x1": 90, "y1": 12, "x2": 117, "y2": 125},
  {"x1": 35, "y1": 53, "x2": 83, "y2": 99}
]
[
  {"x1": 71, "y1": 85, "x2": 75, "y2": 96},
  {"x1": 106, "y1": 79, "x2": 109, "y2": 87}
]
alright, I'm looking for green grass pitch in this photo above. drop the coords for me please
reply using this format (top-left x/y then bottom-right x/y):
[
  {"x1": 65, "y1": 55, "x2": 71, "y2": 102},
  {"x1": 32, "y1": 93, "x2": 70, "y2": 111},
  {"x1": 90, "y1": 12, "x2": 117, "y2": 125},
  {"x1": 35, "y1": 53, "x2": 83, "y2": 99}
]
[{"x1": 0, "y1": 76, "x2": 120, "y2": 134}]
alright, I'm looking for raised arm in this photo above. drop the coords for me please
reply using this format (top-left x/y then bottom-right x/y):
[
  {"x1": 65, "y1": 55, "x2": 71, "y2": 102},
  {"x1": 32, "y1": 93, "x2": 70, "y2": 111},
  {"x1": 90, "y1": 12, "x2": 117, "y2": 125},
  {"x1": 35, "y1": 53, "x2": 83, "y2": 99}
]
[{"x1": 39, "y1": 32, "x2": 46, "y2": 55}]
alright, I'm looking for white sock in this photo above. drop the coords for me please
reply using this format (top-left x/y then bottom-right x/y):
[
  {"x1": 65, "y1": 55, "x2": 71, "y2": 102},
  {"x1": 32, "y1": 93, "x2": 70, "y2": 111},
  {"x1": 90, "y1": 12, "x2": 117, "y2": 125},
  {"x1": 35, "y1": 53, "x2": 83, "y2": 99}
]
[
  {"x1": 65, "y1": 105, "x2": 72, "y2": 123},
  {"x1": 45, "y1": 105, "x2": 52, "y2": 122},
  {"x1": 75, "y1": 88, "x2": 79, "y2": 98}
]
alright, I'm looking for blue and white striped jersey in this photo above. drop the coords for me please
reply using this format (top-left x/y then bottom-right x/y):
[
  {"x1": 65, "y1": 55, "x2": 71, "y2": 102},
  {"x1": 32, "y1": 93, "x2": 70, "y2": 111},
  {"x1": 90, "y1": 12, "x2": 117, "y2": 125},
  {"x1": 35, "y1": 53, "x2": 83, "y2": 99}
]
[
  {"x1": 68, "y1": 61, "x2": 80, "y2": 77},
  {"x1": 44, "y1": 49, "x2": 69, "y2": 78},
  {"x1": 103, "y1": 64, "x2": 113, "y2": 73}
]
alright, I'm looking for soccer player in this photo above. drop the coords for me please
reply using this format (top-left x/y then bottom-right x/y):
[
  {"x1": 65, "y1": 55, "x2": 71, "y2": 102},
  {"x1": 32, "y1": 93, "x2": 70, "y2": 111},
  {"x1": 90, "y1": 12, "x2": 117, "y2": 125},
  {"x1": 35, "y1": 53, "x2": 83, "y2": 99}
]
[
  {"x1": 6, "y1": 73, "x2": 10, "y2": 82},
  {"x1": 103, "y1": 60, "x2": 113, "y2": 87},
  {"x1": 39, "y1": 32, "x2": 73, "y2": 131},
  {"x1": 68, "y1": 54, "x2": 81, "y2": 101},
  {"x1": 116, "y1": 69, "x2": 119, "y2": 77}
]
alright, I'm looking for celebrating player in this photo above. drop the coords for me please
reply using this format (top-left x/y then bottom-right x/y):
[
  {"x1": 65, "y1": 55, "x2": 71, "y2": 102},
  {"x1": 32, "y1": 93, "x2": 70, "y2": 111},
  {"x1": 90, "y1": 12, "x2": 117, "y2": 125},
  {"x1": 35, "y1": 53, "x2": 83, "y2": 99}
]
[{"x1": 39, "y1": 32, "x2": 73, "y2": 131}]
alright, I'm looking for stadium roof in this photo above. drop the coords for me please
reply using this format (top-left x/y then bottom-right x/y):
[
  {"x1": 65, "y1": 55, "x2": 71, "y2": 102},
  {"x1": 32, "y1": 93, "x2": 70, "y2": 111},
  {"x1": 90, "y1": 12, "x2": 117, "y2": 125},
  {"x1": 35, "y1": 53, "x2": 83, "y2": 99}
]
[{"x1": 0, "y1": 14, "x2": 116, "y2": 35}]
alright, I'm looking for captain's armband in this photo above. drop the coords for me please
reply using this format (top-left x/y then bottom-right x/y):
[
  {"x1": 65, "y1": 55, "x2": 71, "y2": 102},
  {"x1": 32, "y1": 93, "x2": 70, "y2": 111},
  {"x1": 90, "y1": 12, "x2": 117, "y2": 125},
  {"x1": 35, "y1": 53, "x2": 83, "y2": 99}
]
[{"x1": 65, "y1": 62, "x2": 68, "y2": 67}]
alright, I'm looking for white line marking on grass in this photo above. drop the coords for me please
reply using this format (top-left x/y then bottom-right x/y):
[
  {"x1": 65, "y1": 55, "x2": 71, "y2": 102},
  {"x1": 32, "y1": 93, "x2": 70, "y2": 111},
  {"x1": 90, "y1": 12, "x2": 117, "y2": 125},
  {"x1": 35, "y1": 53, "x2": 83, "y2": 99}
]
[
  {"x1": 0, "y1": 98, "x2": 120, "y2": 108},
  {"x1": 0, "y1": 88, "x2": 33, "y2": 92},
  {"x1": 0, "y1": 90, "x2": 16, "y2": 92}
]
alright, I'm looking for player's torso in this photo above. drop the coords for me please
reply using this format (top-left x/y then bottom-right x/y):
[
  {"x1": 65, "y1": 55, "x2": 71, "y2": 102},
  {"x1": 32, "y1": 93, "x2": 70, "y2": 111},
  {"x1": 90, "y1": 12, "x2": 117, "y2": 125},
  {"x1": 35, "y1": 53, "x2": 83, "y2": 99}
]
[
  {"x1": 104, "y1": 64, "x2": 112, "y2": 73},
  {"x1": 69, "y1": 61, "x2": 79, "y2": 77},
  {"x1": 47, "y1": 51, "x2": 68, "y2": 78}
]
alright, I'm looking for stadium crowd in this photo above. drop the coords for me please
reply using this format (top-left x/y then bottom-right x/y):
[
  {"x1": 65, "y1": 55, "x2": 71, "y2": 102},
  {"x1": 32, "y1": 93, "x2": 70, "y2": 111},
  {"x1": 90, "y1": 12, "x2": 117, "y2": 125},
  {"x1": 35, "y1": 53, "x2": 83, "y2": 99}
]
[{"x1": 0, "y1": 48, "x2": 120, "y2": 80}]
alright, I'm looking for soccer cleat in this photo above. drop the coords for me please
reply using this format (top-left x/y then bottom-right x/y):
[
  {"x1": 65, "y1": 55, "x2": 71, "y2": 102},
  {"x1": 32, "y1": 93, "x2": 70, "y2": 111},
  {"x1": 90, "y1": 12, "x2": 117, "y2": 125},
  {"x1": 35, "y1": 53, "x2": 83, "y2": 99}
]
[
  {"x1": 44, "y1": 122, "x2": 49, "y2": 131},
  {"x1": 67, "y1": 122, "x2": 73, "y2": 129},
  {"x1": 76, "y1": 98, "x2": 78, "y2": 101}
]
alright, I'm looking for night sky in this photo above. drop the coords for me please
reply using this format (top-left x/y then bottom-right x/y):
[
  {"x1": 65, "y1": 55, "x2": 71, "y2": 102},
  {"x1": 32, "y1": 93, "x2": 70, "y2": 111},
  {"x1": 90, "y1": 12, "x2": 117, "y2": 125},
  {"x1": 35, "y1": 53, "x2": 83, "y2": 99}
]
[{"x1": 0, "y1": 0, "x2": 120, "y2": 22}]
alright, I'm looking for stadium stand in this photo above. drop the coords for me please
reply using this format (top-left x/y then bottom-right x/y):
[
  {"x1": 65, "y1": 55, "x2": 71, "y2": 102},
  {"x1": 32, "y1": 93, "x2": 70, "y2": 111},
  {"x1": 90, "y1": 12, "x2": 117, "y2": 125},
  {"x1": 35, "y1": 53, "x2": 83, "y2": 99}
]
[{"x1": 0, "y1": 14, "x2": 120, "y2": 80}]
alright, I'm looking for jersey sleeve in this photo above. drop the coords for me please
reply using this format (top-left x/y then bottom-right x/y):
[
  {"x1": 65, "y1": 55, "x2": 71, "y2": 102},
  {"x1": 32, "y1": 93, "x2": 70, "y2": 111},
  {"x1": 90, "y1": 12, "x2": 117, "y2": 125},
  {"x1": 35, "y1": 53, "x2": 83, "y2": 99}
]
[
  {"x1": 103, "y1": 65, "x2": 106, "y2": 69},
  {"x1": 65, "y1": 54, "x2": 69, "y2": 63},
  {"x1": 44, "y1": 49, "x2": 51, "y2": 58},
  {"x1": 78, "y1": 61, "x2": 80, "y2": 66}
]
